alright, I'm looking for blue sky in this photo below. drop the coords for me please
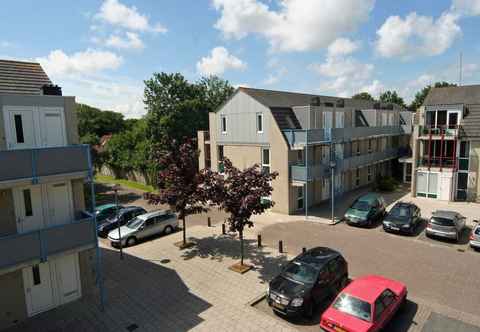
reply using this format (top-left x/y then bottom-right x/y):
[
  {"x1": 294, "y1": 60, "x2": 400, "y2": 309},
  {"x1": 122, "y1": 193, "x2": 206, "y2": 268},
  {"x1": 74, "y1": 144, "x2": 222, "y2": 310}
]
[{"x1": 1, "y1": 0, "x2": 480, "y2": 118}]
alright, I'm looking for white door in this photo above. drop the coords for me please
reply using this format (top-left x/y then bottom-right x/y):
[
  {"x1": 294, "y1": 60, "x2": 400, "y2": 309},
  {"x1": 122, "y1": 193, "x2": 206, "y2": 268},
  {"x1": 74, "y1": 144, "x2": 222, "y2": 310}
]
[
  {"x1": 323, "y1": 112, "x2": 333, "y2": 129},
  {"x1": 335, "y1": 144, "x2": 344, "y2": 159},
  {"x1": 39, "y1": 108, "x2": 66, "y2": 147},
  {"x1": 13, "y1": 185, "x2": 45, "y2": 233},
  {"x1": 46, "y1": 182, "x2": 73, "y2": 227},
  {"x1": 23, "y1": 262, "x2": 56, "y2": 316},
  {"x1": 55, "y1": 254, "x2": 82, "y2": 305},
  {"x1": 4, "y1": 108, "x2": 36, "y2": 149}
]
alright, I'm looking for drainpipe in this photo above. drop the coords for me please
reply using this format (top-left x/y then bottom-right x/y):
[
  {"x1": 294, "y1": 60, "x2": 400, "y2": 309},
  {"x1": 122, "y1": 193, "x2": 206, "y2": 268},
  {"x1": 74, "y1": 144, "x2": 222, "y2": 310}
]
[{"x1": 87, "y1": 146, "x2": 105, "y2": 312}]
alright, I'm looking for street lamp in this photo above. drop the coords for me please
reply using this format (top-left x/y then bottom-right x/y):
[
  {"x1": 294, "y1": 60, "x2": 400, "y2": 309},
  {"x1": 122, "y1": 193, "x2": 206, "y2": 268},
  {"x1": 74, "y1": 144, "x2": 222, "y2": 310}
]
[
  {"x1": 113, "y1": 184, "x2": 123, "y2": 260},
  {"x1": 330, "y1": 160, "x2": 336, "y2": 224}
]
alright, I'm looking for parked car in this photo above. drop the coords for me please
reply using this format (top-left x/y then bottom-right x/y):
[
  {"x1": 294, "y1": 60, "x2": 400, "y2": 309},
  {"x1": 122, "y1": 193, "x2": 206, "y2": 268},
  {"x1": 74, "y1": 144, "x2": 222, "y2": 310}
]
[
  {"x1": 469, "y1": 220, "x2": 480, "y2": 250},
  {"x1": 320, "y1": 275, "x2": 407, "y2": 332},
  {"x1": 97, "y1": 206, "x2": 146, "y2": 238},
  {"x1": 344, "y1": 193, "x2": 386, "y2": 227},
  {"x1": 95, "y1": 203, "x2": 124, "y2": 223},
  {"x1": 108, "y1": 210, "x2": 178, "y2": 247},
  {"x1": 267, "y1": 247, "x2": 348, "y2": 318},
  {"x1": 383, "y1": 202, "x2": 421, "y2": 235},
  {"x1": 425, "y1": 210, "x2": 466, "y2": 242}
]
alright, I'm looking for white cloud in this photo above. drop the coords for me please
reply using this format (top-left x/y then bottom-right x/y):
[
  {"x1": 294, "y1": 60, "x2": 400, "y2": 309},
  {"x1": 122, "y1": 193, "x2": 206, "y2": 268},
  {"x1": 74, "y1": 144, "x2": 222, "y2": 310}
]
[
  {"x1": 105, "y1": 32, "x2": 145, "y2": 50},
  {"x1": 212, "y1": 0, "x2": 375, "y2": 52},
  {"x1": 310, "y1": 39, "x2": 382, "y2": 97},
  {"x1": 96, "y1": 0, "x2": 167, "y2": 33},
  {"x1": 451, "y1": 0, "x2": 480, "y2": 16},
  {"x1": 36, "y1": 49, "x2": 123, "y2": 76},
  {"x1": 327, "y1": 38, "x2": 360, "y2": 57},
  {"x1": 263, "y1": 67, "x2": 287, "y2": 85},
  {"x1": 375, "y1": 12, "x2": 461, "y2": 59},
  {"x1": 196, "y1": 47, "x2": 247, "y2": 76}
]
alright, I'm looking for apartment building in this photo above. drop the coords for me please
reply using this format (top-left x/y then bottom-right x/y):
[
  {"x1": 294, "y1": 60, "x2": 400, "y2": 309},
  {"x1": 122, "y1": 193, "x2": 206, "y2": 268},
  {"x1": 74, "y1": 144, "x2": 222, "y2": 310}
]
[
  {"x1": 411, "y1": 85, "x2": 480, "y2": 201},
  {"x1": 198, "y1": 87, "x2": 411, "y2": 215},
  {"x1": 0, "y1": 60, "x2": 100, "y2": 329}
]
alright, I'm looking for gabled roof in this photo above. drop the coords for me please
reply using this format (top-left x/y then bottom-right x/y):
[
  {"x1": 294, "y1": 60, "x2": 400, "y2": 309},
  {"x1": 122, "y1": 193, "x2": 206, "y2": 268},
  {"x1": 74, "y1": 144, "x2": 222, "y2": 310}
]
[
  {"x1": 0, "y1": 59, "x2": 52, "y2": 95},
  {"x1": 239, "y1": 87, "x2": 321, "y2": 108},
  {"x1": 423, "y1": 85, "x2": 480, "y2": 105}
]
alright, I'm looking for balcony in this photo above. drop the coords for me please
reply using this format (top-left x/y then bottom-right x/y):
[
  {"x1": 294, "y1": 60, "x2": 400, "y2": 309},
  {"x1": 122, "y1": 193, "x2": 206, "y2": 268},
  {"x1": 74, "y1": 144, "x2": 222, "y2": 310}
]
[
  {"x1": 0, "y1": 218, "x2": 96, "y2": 271},
  {"x1": 0, "y1": 145, "x2": 91, "y2": 185},
  {"x1": 417, "y1": 157, "x2": 456, "y2": 169},
  {"x1": 418, "y1": 125, "x2": 459, "y2": 138},
  {"x1": 283, "y1": 126, "x2": 404, "y2": 147},
  {"x1": 290, "y1": 149, "x2": 400, "y2": 182}
]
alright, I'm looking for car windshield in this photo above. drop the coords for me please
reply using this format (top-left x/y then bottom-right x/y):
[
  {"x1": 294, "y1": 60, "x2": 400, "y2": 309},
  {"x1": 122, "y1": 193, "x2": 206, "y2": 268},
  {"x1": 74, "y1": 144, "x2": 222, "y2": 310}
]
[
  {"x1": 126, "y1": 217, "x2": 144, "y2": 229},
  {"x1": 282, "y1": 262, "x2": 318, "y2": 284},
  {"x1": 431, "y1": 217, "x2": 455, "y2": 226},
  {"x1": 389, "y1": 206, "x2": 410, "y2": 219},
  {"x1": 333, "y1": 293, "x2": 372, "y2": 322},
  {"x1": 351, "y1": 200, "x2": 370, "y2": 211},
  {"x1": 475, "y1": 227, "x2": 480, "y2": 235}
]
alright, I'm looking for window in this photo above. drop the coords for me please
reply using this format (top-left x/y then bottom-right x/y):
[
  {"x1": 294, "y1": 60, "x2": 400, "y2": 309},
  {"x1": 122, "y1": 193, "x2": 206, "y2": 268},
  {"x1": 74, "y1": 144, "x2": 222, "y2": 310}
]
[
  {"x1": 145, "y1": 218, "x2": 154, "y2": 227},
  {"x1": 367, "y1": 166, "x2": 372, "y2": 183},
  {"x1": 256, "y1": 113, "x2": 263, "y2": 133},
  {"x1": 221, "y1": 115, "x2": 227, "y2": 133},
  {"x1": 32, "y1": 265, "x2": 41, "y2": 285},
  {"x1": 327, "y1": 258, "x2": 339, "y2": 273},
  {"x1": 14, "y1": 114, "x2": 25, "y2": 143},
  {"x1": 297, "y1": 187, "x2": 304, "y2": 210},
  {"x1": 368, "y1": 139, "x2": 372, "y2": 153},
  {"x1": 261, "y1": 148, "x2": 270, "y2": 174},
  {"x1": 356, "y1": 142, "x2": 360, "y2": 156},
  {"x1": 355, "y1": 168, "x2": 360, "y2": 187},
  {"x1": 23, "y1": 189, "x2": 33, "y2": 217},
  {"x1": 374, "y1": 297, "x2": 386, "y2": 321},
  {"x1": 297, "y1": 150, "x2": 304, "y2": 164},
  {"x1": 381, "y1": 289, "x2": 396, "y2": 307},
  {"x1": 218, "y1": 146, "x2": 225, "y2": 173}
]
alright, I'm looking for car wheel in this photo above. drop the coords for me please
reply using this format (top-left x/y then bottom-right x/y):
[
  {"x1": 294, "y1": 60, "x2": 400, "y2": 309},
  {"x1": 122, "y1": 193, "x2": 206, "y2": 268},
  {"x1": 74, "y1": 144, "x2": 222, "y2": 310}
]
[
  {"x1": 164, "y1": 225, "x2": 174, "y2": 235},
  {"x1": 126, "y1": 237, "x2": 136, "y2": 247}
]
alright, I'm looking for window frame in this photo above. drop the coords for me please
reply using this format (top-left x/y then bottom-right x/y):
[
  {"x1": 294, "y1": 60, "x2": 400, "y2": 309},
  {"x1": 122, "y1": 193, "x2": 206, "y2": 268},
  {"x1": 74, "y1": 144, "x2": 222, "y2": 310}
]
[
  {"x1": 221, "y1": 115, "x2": 227, "y2": 134},
  {"x1": 256, "y1": 113, "x2": 264, "y2": 133}
]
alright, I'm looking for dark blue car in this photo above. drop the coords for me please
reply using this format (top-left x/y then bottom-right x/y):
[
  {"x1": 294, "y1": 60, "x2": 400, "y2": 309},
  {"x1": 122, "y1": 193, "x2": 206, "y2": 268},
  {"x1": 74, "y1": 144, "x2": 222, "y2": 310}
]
[{"x1": 97, "y1": 206, "x2": 146, "y2": 238}]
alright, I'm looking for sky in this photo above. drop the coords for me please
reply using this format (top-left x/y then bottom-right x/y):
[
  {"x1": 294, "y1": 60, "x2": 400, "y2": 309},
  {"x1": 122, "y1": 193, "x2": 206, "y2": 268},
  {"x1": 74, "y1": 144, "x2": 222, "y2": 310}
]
[{"x1": 1, "y1": 0, "x2": 480, "y2": 118}]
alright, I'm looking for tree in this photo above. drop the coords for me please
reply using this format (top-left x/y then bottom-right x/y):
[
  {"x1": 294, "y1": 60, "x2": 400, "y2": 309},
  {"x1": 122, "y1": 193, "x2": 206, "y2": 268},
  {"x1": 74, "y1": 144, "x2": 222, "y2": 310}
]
[
  {"x1": 76, "y1": 103, "x2": 125, "y2": 139},
  {"x1": 198, "y1": 76, "x2": 235, "y2": 111},
  {"x1": 204, "y1": 158, "x2": 278, "y2": 268},
  {"x1": 145, "y1": 139, "x2": 207, "y2": 248},
  {"x1": 379, "y1": 90, "x2": 406, "y2": 107},
  {"x1": 409, "y1": 81, "x2": 457, "y2": 111},
  {"x1": 352, "y1": 92, "x2": 376, "y2": 102}
]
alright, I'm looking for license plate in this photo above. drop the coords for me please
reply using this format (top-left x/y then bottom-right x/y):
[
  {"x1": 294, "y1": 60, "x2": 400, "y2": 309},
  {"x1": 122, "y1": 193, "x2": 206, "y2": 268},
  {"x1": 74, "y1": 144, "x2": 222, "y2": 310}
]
[{"x1": 273, "y1": 302, "x2": 284, "y2": 310}]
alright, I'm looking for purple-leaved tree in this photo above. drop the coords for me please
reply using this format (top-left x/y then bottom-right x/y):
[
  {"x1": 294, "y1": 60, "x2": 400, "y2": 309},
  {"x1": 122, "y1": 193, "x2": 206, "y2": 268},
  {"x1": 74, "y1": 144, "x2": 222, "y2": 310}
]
[
  {"x1": 145, "y1": 139, "x2": 207, "y2": 248},
  {"x1": 203, "y1": 158, "x2": 278, "y2": 268}
]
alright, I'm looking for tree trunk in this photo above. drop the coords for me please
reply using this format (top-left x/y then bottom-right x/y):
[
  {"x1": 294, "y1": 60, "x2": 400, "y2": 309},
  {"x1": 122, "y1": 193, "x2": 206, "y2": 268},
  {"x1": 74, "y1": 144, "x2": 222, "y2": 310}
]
[
  {"x1": 182, "y1": 216, "x2": 186, "y2": 245},
  {"x1": 239, "y1": 229, "x2": 244, "y2": 266}
]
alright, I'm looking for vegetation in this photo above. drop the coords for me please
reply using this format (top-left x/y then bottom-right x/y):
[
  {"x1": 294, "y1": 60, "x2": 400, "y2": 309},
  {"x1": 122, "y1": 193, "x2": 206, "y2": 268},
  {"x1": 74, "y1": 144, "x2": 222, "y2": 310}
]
[
  {"x1": 352, "y1": 92, "x2": 376, "y2": 102},
  {"x1": 145, "y1": 139, "x2": 209, "y2": 247},
  {"x1": 375, "y1": 175, "x2": 400, "y2": 192},
  {"x1": 95, "y1": 175, "x2": 155, "y2": 192},
  {"x1": 379, "y1": 90, "x2": 406, "y2": 108},
  {"x1": 409, "y1": 81, "x2": 457, "y2": 111},
  {"x1": 203, "y1": 158, "x2": 278, "y2": 267}
]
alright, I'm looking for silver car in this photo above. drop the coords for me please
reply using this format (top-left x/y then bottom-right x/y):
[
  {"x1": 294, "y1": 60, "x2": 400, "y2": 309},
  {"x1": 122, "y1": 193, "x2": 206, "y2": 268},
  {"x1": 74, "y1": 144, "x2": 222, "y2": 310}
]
[
  {"x1": 108, "y1": 210, "x2": 178, "y2": 247},
  {"x1": 470, "y1": 222, "x2": 480, "y2": 250},
  {"x1": 426, "y1": 210, "x2": 466, "y2": 242}
]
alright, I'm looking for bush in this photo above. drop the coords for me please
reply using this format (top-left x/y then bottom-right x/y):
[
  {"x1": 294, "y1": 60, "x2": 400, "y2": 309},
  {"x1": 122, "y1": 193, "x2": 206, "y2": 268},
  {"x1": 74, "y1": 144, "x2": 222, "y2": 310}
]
[{"x1": 375, "y1": 176, "x2": 399, "y2": 192}]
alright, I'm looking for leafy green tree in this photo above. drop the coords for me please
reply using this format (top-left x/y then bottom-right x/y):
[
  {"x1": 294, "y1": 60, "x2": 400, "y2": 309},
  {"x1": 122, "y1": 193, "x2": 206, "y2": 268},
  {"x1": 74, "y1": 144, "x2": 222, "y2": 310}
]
[
  {"x1": 352, "y1": 92, "x2": 376, "y2": 102},
  {"x1": 409, "y1": 81, "x2": 457, "y2": 111},
  {"x1": 198, "y1": 76, "x2": 235, "y2": 111},
  {"x1": 379, "y1": 90, "x2": 406, "y2": 108},
  {"x1": 76, "y1": 103, "x2": 125, "y2": 139}
]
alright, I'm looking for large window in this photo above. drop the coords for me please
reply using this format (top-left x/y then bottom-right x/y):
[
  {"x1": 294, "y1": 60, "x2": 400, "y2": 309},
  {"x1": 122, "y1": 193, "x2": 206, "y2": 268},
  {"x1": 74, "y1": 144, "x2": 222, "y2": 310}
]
[
  {"x1": 221, "y1": 115, "x2": 227, "y2": 134},
  {"x1": 416, "y1": 171, "x2": 438, "y2": 198},
  {"x1": 256, "y1": 113, "x2": 263, "y2": 133},
  {"x1": 14, "y1": 114, "x2": 25, "y2": 143}
]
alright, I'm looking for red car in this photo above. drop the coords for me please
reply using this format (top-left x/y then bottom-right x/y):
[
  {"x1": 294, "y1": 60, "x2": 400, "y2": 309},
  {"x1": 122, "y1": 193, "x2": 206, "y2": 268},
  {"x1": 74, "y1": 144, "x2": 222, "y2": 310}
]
[{"x1": 320, "y1": 275, "x2": 407, "y2": 332}]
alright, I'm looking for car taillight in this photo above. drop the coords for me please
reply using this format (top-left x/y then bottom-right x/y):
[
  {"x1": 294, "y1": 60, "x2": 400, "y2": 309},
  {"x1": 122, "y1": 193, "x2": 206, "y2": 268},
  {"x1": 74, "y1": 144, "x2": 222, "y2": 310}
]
[
  {"x1": 470, "y1": 233, "x2": 475, "y2": 240},
  {"x1": 321, "y1": 319, "x2": 335, "y2": 328}
]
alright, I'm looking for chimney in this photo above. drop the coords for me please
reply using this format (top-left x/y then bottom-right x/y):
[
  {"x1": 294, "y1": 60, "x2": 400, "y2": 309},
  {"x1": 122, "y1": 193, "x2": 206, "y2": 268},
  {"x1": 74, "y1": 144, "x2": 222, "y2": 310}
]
[{"x1": 42, "y1": 84, "x2": 62, "y2": 96}]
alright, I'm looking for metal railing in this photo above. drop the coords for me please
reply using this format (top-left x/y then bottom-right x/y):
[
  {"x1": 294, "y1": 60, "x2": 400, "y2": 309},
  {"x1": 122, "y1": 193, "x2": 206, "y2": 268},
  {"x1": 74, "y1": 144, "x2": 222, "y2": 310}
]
[
  {"x1": 417, "y1": 157, "x2": 456, "y2": 168},
  {"x1": 419, "y1": 125, "x2": 459, "y2": 137},
  {"x1": 0, "y1": 145, "x2": 90, "y2": 183},
  {"x1": 290, "y1": 148, "x2": 400, "y2": 181},
  {"x1": 283, "y1": 126, "x2": 405, "y2": 147},
  {"x1": 0, "y1": 217, "x2": 96, "y2": 270}
]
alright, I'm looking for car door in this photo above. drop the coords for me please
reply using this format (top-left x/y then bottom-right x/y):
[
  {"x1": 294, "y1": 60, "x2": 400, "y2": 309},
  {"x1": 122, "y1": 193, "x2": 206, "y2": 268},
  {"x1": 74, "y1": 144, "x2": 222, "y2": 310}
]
[
  {"x1": 312, "y1": 267, "x2": 331, "y2": 303},
  {"x1": 326, "y1": 258, "x2": 340, "y2": 290},
  {"x1": 373, "y1": 289, "x2": 397, "y2": 330},
  {"x1": 138, "y1": 218, "x2": 155, "y2": 239}
]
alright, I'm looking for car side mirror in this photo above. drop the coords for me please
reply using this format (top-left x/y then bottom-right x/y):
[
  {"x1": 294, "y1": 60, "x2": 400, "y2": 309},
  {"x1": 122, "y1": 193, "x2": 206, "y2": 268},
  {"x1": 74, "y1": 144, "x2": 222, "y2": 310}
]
[
  {"x1": 474, "y1": 220, "x2": 479, "y2": 223},
  {"x1": 139, "y1": 225, "x2": 145, "y2": 230}
]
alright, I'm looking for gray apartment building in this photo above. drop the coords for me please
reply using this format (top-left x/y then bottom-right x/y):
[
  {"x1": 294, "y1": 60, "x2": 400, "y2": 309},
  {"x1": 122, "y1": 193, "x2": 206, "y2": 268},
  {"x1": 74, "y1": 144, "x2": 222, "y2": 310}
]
[
  {"x1": 411, "y1": 85, "x2": 480, "y2": 201},
  {"x1": 0, "y1": 60, "x2": 100, "y2": 329},
  {"x1": 198, "y1": 87, "x2": 412, "y2": 215}
]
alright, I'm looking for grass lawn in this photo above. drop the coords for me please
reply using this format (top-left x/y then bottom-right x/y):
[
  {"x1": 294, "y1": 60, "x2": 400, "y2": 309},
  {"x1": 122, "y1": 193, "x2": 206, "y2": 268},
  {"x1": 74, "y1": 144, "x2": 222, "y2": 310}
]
[{"x1": 95, "y1": 174, "x2": 155, "y2": 192}]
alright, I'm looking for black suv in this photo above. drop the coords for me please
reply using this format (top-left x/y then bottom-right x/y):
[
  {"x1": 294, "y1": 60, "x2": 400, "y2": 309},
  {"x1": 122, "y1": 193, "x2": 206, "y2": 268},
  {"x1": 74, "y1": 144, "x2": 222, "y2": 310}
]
[
  {"x1": 267, "y1": 247, "x2": 348, "y2": 318},
  {"x1": 97, "y1": 206, "x2": 147, "y2": 238}
]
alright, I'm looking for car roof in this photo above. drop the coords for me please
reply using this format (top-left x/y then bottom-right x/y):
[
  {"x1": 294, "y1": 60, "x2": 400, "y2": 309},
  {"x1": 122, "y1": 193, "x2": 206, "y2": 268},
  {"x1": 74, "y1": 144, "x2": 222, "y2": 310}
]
[
  {"x1": 120, "y1": 206, "x2": 145, "y2": 213},
  {"x1": 294, "y1": 247, "x2": 340, "y2": 269},
  {"x1": 137, "y1": 209, "x2": 172, "y2": 220},
  {"x1": 392, "y1": 202, "x2": 415, "y2": 209},
  {"x1": 357, "y1": 193, "x2": 381, "y2": 203},
  {"x1": 342, "y1": 275, "x2": 392, "y2": 303},
  {"x1": 432, "y1": 210, "x2": 458, "y2": 219}
]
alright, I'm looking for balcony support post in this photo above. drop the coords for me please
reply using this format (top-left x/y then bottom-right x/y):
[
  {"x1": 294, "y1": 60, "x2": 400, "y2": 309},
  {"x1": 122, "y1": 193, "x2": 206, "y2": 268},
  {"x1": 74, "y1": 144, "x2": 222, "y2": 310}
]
[
  {"x1": 428, "y1": 129, "x2": 432, "y2": 171},
  {"x1": 31, "y1": 149, "x2": 38, "y2": 185},
  {"x1": 87, "y1": 146, "x2": 105, "y2": 312},
  {"x1": 440, "y1": 128, "x2": 444, "y2": 171}
]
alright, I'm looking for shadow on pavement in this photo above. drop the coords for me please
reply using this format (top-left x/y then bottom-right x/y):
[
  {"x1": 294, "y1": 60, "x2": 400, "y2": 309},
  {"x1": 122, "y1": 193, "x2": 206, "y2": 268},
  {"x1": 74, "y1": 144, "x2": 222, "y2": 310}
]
[
  {"x1": 181, "y1": 234, "x2": 290, "y2": 283},
  {"x1": 94, "y1": 182, "x2": 143, "y2": 206}
]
